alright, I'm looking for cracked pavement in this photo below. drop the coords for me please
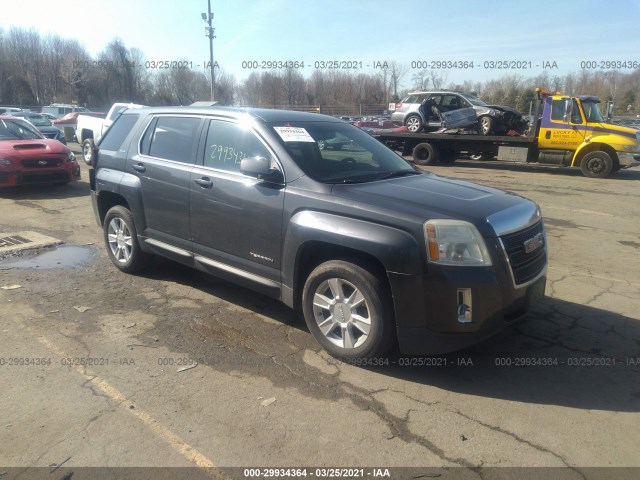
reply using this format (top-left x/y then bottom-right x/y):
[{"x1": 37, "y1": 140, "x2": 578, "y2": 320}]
[{"x1": 0, "y1": 153, "x2": 639, "y2": 479}]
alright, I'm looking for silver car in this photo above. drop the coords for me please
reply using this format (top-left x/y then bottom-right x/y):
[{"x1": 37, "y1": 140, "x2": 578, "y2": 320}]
[{"x1": 391, "y1": 91, "x2": 528, "y2": 135}]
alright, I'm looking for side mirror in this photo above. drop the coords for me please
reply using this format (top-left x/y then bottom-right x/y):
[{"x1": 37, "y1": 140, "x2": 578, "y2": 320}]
[
  {"x1": 606, "y1": 102, "x2": 614, "y2": 122},
  {"x1": 240, "y1": 156, "x2": 276, "y2": 179},
  {"x1": 562, "y1": 101, "x2": 572, "y2": 122}
]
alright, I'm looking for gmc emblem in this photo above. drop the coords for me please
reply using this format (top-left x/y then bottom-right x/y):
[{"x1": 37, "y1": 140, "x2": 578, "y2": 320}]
[{"x1": 524, "y1": 232, "x2": 544, "y2": 254}]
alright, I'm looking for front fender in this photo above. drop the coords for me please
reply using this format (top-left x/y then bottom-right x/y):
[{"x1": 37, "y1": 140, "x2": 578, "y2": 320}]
[
  {"x1": 571, "y1": 137, "x2": 621, "y2": 166},
  {"x1": 282, "y1": 210, "x2": 423, "y2": 289}
]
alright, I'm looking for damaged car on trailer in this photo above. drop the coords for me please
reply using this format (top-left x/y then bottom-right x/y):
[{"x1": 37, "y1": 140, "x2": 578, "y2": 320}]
[{"x1": 392, "y1": 91, "x2": 529, "y2": 135}]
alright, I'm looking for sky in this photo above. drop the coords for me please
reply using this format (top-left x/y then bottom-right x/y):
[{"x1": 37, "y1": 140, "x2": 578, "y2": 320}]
[{"x1": 1, "y1": 0, "x2": 639, "y2": 90}]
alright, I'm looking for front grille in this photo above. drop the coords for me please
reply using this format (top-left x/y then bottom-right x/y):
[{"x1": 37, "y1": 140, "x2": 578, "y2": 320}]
[
  {"x1": 21, "y1": 159, "x2": 63, "y2": 168},
  {"x1": 500, "y1": 221, "x2": 547, "y2": 286}
]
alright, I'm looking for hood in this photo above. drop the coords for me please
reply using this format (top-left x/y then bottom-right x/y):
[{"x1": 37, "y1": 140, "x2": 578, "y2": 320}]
[
  {"x1": 331, "y1": 173, "x2": 531, "y2": 237},
  {"x1": 486, "y1": 105, "x2": 522, "y2": 115},
  {"x1": 0, "y1": 139, "x2": 70, "y2": 156}
]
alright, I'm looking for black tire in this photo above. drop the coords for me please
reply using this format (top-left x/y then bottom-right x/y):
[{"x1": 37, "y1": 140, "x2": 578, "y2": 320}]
[
  {"x1": 412, "y1": 142, "x2": 439, "y2": 165},
  {"x1": 404, "y1": 114, "x2": 423, "y2": 133},
  {"x1": 580, "y1": 151, "x2": 613, "y2": 178},
  {"x1": 478, "y1": 116, "x2": 495, "y2": 135},
  {"x1": 82, "y1": 138, "x2": 95, "y2": 166},
  {"x1": 301, "y1": 260, "x2": 395, "y2": 360},
  {"x1": 103, "y1": 206, "x2": 151, "y2": 273}
]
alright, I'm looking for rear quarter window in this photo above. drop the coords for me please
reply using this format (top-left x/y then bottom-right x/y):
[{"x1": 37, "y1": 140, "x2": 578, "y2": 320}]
[{"x1": 99, "y1": 114, "x2": 139, "y2": 151}]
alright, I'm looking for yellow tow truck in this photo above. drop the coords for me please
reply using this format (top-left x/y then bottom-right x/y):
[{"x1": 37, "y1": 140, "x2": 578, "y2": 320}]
[{"x1": 375, "y1": 88, "x2": 640, "y2": 178}]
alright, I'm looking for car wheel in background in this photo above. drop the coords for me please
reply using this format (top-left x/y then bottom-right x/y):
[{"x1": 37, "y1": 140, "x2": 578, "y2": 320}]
[
  {"x1": 412, "y1": 142, "x2": 439, "y2": 165},
  {"x1": 82, "y1": 138, "x2": 95, "y2": 166},
  {"x1": 404, "y1": 114, "x2": 423, "y2": 133},
  {"x1": 478, "y1": 116, "x2": 495, "y2": 135},
  {"x1": 580, "y1": 151, "x2": 613, "y2": 178}
]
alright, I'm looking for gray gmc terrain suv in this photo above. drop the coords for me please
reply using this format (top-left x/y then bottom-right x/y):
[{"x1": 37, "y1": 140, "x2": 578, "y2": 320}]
[{"x1": 89, "y1": 107, "x2": 547, "y2": 359}]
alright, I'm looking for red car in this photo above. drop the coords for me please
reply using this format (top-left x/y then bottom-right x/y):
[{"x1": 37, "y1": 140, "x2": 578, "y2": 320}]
[
  {"x1": 0, "y1": 116, "x2": 81, "y2": 187},
  {"x1": 52, "y1": 111, "x2": 106, "y2": 126}
]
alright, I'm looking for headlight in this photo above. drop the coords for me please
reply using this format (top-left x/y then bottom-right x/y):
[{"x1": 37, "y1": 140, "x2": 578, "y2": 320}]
[
  {"x1": 623, "y1": 143, "x2": 640, "y2": 152},
  {"x1": 424, "y1": 219, "x2": 492, "y2": 266},
  {"x1": 67, "y1": 152, "x2": 76, "y2": 163},
  {"x1": 0, "y1": 158, "x2": 12, "y2": 166}
]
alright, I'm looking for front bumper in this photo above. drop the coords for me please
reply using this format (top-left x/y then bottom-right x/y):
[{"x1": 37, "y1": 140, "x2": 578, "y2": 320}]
[
  {"x1": 393, "y1": 273, "x2": 546, "y2": 355},
  {"x1": 0, "y1": 164, "x2": 80, "y2": 187},
  {"x1": 618, "y1": 152, "x2": 640, "y2": 168},
  {"x1": 389, "y1": 215, "x2": 547, "y2": 355}
]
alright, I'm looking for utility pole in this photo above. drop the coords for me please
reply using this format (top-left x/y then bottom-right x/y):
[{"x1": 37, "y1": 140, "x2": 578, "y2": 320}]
[{"x1": 201, "y1": 0, "x2": 215, "y2": 102}]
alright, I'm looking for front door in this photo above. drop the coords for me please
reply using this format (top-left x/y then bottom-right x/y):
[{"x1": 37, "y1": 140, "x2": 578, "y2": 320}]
[
  {"x1": 189, "y1": 119, "x2": 285, "y2": 289},
  {"x1": 538, "y1": 97, "x2": 586, "y2": 150}
]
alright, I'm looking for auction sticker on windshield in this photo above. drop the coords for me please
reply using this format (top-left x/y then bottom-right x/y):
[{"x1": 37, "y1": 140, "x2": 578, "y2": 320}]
[{"x1": 273, "y1": 126, "x2": 315, "y2": 142}]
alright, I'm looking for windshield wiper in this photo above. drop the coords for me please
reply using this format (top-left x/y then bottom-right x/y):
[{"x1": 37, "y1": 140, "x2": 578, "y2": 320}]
[
  {"x1": 374, "y1": 170, "x2": 421, "y2": 180},
  {"x1": 338, "y1": 170, "x2": 420, "y2": 184}
]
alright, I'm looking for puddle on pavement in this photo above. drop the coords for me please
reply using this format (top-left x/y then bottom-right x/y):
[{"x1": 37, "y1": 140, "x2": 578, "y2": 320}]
[{"x1": 0, "y1": 245, "x2": 96, "y2": 270}]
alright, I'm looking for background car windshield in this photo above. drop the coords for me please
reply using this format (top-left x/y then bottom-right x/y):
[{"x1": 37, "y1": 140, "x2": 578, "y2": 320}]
[
  {"x1": 0, "y1": 119, "x2": 43, "y2": 140},
  {"x1": 25, "y1": 115, "x2": 52, "y2": 127},
  {"x1": 461, "y1": 94, "x2": 488, "y2": 106},
  {"x1": 268, "y1": 120, "x2": 415, "y2": 183}
]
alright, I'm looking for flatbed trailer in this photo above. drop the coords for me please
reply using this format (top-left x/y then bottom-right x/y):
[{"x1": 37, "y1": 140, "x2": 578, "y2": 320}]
[
  {"x1": 374, "y1": 130, "x2": 537, "y2": 165},
  {"x1": 373, "y1": 88, "x2": 640, "y2": 178}
]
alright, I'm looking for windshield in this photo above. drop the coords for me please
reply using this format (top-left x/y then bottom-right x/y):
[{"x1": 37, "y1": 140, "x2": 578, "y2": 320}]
[
  {"x1": 582, "y1": 101, "x2": 605, "y2": 123},
  {"x1": 22, "y1": 114, "x2": 52, "y2": 127},
  {"x1": 0, "y1": 118, "x2": 43, "y2": 140},
  {"x1": 460, "y1": 93, "x2": 488, "y2": 106},
  {"x1": 267, "y1": 120, "x2": 417, "y2": 183}
]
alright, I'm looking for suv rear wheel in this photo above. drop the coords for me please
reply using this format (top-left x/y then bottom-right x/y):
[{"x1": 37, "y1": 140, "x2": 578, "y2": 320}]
[
  {"x1": 103, "y1": 206, "x2": 150, "y2": 273},
  {"x1": 405, "y1": 114, "x2": 423, "y2": 133},
  {"x1": 301, "y1": 260, "x2": 394, "y2": 359}
]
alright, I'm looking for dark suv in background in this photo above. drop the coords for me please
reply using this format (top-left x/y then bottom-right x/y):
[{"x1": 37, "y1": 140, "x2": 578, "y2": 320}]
[{"x1": 89, "y1": 106, "x2": 547, "y2": 359}]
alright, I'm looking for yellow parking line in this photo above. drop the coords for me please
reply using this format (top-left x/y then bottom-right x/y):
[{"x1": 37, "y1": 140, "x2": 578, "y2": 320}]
[{"x1": 36, "y1": 335, "x2": 217, "y2": 469}]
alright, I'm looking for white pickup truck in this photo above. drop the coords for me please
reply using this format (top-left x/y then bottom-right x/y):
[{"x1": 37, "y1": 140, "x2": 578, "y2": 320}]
[{"x1": 77, "y1": 103, "x2": 144, "y2": 165}]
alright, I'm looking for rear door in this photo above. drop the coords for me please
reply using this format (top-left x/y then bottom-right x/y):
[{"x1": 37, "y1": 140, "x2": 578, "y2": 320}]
[
  {"x1": 189, "y1": 118, "x2": 285, "y2": 294},
  {"x1": 128, "y1": 115, "x2": 204, "y2": 251}
]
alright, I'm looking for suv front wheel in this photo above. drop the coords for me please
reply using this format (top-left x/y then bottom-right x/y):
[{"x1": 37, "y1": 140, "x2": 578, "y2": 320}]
[
  {"x1": 103, "y1": 206, "x2": 150, "y2": 273},
  {"x1": 301, "y1": 260, "x2": 394, "y2": 359}
]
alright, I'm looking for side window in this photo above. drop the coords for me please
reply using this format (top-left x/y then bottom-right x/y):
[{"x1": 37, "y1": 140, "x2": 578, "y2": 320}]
[
  {"x1": 441, "y1": 95, "x2": 460, "y2": 109},
  {"x1": 99, "y1": 114, "x2": 139, "y2": 151},
  {"x1": 551, "y1": 99, "x2": 571, "y2": 122},
  {"x1": 204, "y1": 120, "x2": 271, "y2": 173},
  {"x1": 147, "y1": 116, "x2": 201, "y2": 163}
]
